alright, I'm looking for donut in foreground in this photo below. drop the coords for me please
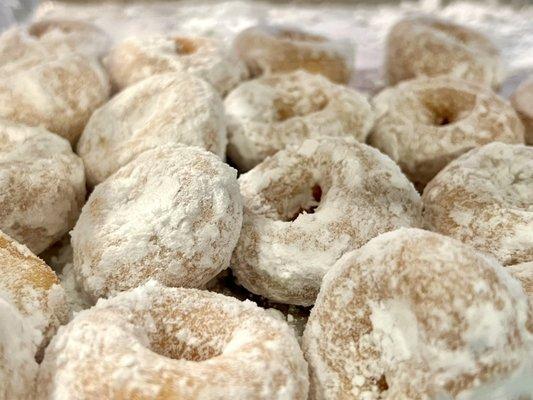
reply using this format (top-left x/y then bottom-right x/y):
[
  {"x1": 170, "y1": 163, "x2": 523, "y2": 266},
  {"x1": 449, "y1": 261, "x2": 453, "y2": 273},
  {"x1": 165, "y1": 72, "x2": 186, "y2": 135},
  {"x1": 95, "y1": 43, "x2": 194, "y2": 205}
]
[
  {"x1": 234, "y1": 25, "x2": 353, "y2": 84},
  {"x1": 386, "y1": 16, "x2": 502, "y2": 88},
  {"x1": 105, "y1": 34, "x2": 248, "y2": 94},
  {"x1": 423, "y1": 142, "x2": 532, "y2": 266},
  {"x1": 225, "y1": 70, "x2": 374, "y2": 171},
  {"x1": 511, "y1": 76, "x2": 533, "y2": 145},
  {"x1": 77, "y1": 73, "x2": 226, "y2": 187},
  {"x1": 303, "y1": 228, "x2": 533, "y2": 400},
  {"x1": 369, "y1": 76, "x2": 524, "y2": 188},
  {"x1": 0, "y1": 231, "x2": 69, "y2": 357},
  {"x1": 37, "y1": 281, "x2": 309, "y2": 400},
  {"x1": 71, "y1": 145, "x2": 243, "y2": 302},
  {"x1": 231, "y1": 138, "x2": 422, "y2": 306},
  {"x1": 0, "y1": 121, "x2": 86, "y2": 254}
]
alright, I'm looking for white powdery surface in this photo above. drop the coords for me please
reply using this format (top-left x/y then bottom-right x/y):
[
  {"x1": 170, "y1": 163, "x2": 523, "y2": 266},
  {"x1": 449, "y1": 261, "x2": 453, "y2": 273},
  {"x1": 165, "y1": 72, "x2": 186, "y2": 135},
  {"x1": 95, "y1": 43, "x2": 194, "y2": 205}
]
[
  {"x1": 0, "y1": 121, "x2": 86, "y2": 255},
  {"x1": 423, "y1": 142, "x2": 533, "y2": 266},
  {"x1": 232, "y1": 137, "x2": 422, "y2": 306},
  {"x1": 33, "y1": 0, "x2": 533, "y2": 95},
  {"x1": 77, "y1": 72, "x2": 227, "y2": 187},
  {"x1": 71, "y1": 144, "x2": 243, "y2": 302},
  {"x1": 0, "y1": 296, "x2": 39, "y2": 400},
  {"x1": 37, "y1": 281, "x2": 308, "y2": 400},
  {"x1": 303, "y1": 228, "x2": 533, "y2": 399},
  {"x1": 225, "y1": 70, "x2": 374, "y2": 171}
]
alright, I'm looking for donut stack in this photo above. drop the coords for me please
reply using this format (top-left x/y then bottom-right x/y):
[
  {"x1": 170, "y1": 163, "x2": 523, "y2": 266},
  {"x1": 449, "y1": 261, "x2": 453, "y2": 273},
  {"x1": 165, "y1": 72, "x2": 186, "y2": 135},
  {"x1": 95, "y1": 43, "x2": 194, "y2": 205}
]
[{"x1": 0, "y1": 9, "x2": 531, "y2": 400}]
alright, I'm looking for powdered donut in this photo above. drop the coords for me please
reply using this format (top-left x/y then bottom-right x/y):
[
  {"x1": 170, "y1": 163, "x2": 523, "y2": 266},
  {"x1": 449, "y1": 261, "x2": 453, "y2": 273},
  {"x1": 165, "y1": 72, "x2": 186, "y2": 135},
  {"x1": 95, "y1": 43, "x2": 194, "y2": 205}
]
[
  {"x1": 369, "y1": 76, "x2": 524, "y2": 188},
  {"x1": 27, "y1": 18, "x2": 110, "y2": 59},
  {"x1": 105, "y1": 34, "x2": 248, "y2": 94},
  {"x1": 0, "y1": 296, "x2": 39, "y2": 400},
  {"x1": 225, "y1": 70, "x2": 374, "y2": 171},
  {"x1": 78, "y1": 73, "x2": 226, "y2": 187},
  {"x1": 303, "y1": 228, "x2": 533, "y2": 400},
  {"x1": 508, "y1": 262, "x2": 533, "y2": 300},
  {"x1": 0, "y1": 231, "x2": 69, "y2": 356},
  {"x1": 231, "y1": 138, "x2": 422, "y2": 306},
  {"x1": 386, "y1": 16, "x2": 503, "y2": 88},
  {"x1": 37, "y1": 281, "x2": 309, "y2": 400},
  {"x1": 0, "y1": 52, "x2": 110, "y2": 144},
  {"x1": 511, "y1": 76, "x2": 533, "y2": 145},
  {"x1": 71, "y1": 145, "x2": 242, "y2": 302},
  {"x1": 423, "y1": 142, "x2": 532, "y2": 266},
  {"x1": 0, "y1": 19, "x2": 108, "y2": 75},
  {"x1": 233, "y1": 25, "x2": 353, "y2": 84},
  {"x1": 0, "y1": 121, "x2": 86, "y2": 255}
]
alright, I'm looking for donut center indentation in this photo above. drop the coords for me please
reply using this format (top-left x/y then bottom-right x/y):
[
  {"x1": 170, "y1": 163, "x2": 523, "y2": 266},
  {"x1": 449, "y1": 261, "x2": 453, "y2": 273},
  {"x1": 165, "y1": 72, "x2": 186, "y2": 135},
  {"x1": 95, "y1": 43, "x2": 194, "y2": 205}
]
[
  {"x1": 418, "y1": 88, "x2": 476, "y2": 127},
  {"x1": 286, "y1": 183, "x2": 322, "y2": 221},
  {"x1": 277, "y1": 28, "x2": 326, "y2": 43},
  {"x1": 274, "y1": 93, "x2": 329, "y2": 121},
  {"x1": 29, "y1": 21, "x2": 77, "y2": 38},
  {"x1": 175, "y1": 37, "x2": 198, "y2": 55}
]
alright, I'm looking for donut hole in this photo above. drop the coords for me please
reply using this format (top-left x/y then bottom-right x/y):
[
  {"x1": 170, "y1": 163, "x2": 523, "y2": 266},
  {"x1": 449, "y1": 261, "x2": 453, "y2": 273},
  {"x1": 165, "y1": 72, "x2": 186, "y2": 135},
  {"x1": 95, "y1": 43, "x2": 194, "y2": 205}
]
[
  {"x1": 278, "y1": 183, "x2": 322, "y2": 222},
  {"x1": 276, "y1": 28, "x2": 326, "y2": 43},
  {"x1": 273, "y1": 91, "x2": 329, "y2": 122},
  {"x1": 29, "y1": 20, "x2": 80, "y2": 38},
  {"x1": 174, "y1": 37, "x2": 198, "y2": 55},
  {"x1": 142, "y1": 303, "x2": 235, "y2": 362},
  {"x1": 418, "y1": 88, "x2": 476, "y2": 127}
]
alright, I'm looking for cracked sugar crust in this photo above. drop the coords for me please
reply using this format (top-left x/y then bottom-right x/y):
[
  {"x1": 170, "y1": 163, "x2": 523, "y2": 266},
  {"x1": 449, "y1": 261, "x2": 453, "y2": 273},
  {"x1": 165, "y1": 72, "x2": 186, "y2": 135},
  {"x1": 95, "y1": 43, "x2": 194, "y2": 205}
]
[
  {"x1": 0, "y1": 121, "x2": 86, "y2": 255},
  {"x1": 37, "y1": 281, "x2": 309, "y2": 400},
  {"x1": 0, "y1": 51, "x2": 110, "y2": 145},
  {"x1": 508, "y1": 262, "x2": 533, "y2": 300},
  {"x1": 225, "y1": 70, "x2": 375, "y2": 171},
  {"x1": 71, "y1": 145, "x2": 243, "y2": 302},
  {"x1": 511, "y1": 76, "x2": 533, "y2": 145},
  {"x1": 303, "y1": 228, "x2": 533, "y2": 400},
  {"x1": 0, "y1": 296, "x2": 39, "y2": 400},
  {"x1": 231, "y1": 137, "x2": 422, "y2": 306},
  {"x1": 0, "y1": 231, "x2": 70, "y2": 357},
  {"x1": 369, "y1": 76, "x2": 525, "y2": 188},
  {"x1": 77, "y1": 73, "x2": 227, "y2": 187},
  {"x1": 385, "y1": 16, "x2": 503, "y2": 88},
  {"x1": 423, "y1": 142, "x2": 533, "y2": 266},
  {"x1": 104, "y1": 34, "x2": 248, "y2": 95},
  {"x1": 233, "y1": 25, "x2": 353, "y2": 84}
]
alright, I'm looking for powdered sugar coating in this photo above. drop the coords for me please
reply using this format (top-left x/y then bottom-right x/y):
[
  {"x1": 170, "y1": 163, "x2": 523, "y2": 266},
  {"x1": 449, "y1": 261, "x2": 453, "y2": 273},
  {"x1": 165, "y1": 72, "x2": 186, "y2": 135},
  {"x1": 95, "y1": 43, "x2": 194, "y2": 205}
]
[
  {"x1": 303, "y1": 228, "x2": 533, "y2": 400},
  {"x1": 231, "y1": 138, "x2": 422, "y2": 306},
  {"x1": 511, "y1": 76, "x2": 533, "y2": 145},
  {"x1": 423, "y1": 142, "x2": 532, "y2": 266},
  {"x1": 0, "y1": 121, "x2": 85, "y2": 255},
  {"x1": 105, "y1": 34, "x2": 248, "y2": 95},
  {"x1": 37, "y1": 281, "x2": 308, "y2": 400},
  {"x1": 508, "y1": 262, "x2": 533, "y2": 300},
  {"x1": 0, "y1": 296, "x2": 39, "y2": 400},
  {"x1": 234, "y1": 25, "x2": 353, "y2": 84},
  {"x1": 0, "y1": 49, "x2": 110, "y2": 144},
  {"x1": 369, "y1": 76, "x2": 524, "y2": 188},
  {"x1": 386, "y1": 16, "x2": 503, "y2": 88},
  {"x1": 71, "y1": 145, "x2": 243, "y2": 302},
  {"x1": 77, "y1": 73, "x2": 227, "y2": 187},
  {"x1": 225, "y1": 70, "x2": 374, "y2": 171},
  {"x1": 0, "y1": 231, "x2": 69, "y2": 356}
]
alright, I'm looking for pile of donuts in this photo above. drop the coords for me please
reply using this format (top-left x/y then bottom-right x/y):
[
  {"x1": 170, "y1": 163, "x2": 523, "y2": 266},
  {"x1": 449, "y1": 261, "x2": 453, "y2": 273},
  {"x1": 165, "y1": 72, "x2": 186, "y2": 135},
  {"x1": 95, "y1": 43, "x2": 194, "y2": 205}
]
[{"x1": 0, "y1": 12, "x2": 532, "y2": 400}]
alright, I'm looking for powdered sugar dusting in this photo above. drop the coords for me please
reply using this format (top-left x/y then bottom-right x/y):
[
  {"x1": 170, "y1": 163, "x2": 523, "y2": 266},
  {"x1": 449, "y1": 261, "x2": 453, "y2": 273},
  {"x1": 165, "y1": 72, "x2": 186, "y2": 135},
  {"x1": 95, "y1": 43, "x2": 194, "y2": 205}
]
[
  {"x1": 37, "y1": 281, "x2": 308, "y2": 399},
  {"x1": 303, "y1": 228, "x2": 533, "y2": 399},
  {"x1": 71, "y1": 144, "x2": 243, "y2": 302}
]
